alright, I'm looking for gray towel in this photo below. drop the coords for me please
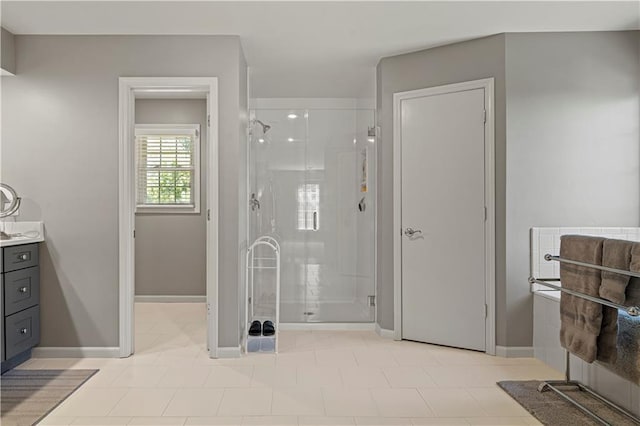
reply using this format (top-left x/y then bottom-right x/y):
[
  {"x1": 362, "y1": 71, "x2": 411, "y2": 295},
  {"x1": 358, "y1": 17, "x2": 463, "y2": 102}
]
[
  {"x1": 597, "y1": 239, "x2": 634, "y2": 363},
  {"x1": 600, "y1": 239, "x2": 634, "y2": 304},
  {"x1": 630, "y1": 242, "x2": 640, "y2": 274},
  {"x1": 598, "y1": 308, "x2": 618, "y2": 363},
  {"x1": 625, "y1": 276, "x2": 640, "y2": 306},
  {"x1": 597, "y1": 261, "x2": 640, "y2": 383},
  {"x1": 559, "y1": 235, "x2": 605, "y2": 363},
  {"x1": 599, "y1": 309, "x2": 640, "y2": 385}
]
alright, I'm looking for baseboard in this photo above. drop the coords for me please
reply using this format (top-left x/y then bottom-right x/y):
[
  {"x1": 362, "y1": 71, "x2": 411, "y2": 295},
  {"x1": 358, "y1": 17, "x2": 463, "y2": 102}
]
[
  {"x1": 279, "y1": 322, "x2": 375, "y2": 331},
  {"x1": 375, "y1": 323, "x2": 395, "y2": 339},
  {"x1": 135, "y1": 295, "x2": 206, "y2": 303},
  {"x1": 32, "y1": 347, "x2": 120, "y2": 358},
  {"x1": 495, "y1": 345, "x2": 534, "y2": 358},
  {"x1": 217, "y1": 346, "x2": 242, "y2": 358}
]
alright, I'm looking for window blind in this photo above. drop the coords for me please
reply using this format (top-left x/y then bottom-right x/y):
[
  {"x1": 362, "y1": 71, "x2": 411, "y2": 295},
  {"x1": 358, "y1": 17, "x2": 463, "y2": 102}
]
[{"x1": 135, "y1": 127, "x2": 198, "y2": 208}]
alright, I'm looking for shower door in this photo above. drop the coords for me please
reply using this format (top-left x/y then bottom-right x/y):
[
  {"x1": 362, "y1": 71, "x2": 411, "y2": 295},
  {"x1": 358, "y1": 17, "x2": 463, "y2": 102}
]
[{"x1": 249, "y1": 107, "x2": 376, "y2": 323}]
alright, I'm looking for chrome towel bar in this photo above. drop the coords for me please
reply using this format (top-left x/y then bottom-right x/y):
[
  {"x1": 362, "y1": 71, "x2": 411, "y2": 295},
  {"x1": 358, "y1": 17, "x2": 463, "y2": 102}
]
[
  {"x1": 544, "y1": 254, "x2": 640, "y2": 279},
  {"x1": 528, "y1": 277, "x2": 640, "y2": 316}
]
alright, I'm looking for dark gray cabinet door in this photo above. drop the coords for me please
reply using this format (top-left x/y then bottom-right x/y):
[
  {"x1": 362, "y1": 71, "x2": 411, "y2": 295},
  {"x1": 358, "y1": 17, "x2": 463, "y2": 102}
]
[
  {"x1": 1, "y1": 273, "x2": 4, "y2": 362},
  {"x1": 4, "y1": 267, "x2": 39, "y2": 316},
  {"x1": 5, "y1": 306, "x2": 40, "y2": 360},
  {"x1": 1, "y1": 243, "x2": 41, "y2": 366}
]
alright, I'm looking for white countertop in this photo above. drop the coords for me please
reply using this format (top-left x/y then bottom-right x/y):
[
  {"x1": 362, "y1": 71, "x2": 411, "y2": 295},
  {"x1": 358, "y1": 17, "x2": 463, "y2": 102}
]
[{"x1": 0, "y1": 221, "x2": 45, "y2": 247}]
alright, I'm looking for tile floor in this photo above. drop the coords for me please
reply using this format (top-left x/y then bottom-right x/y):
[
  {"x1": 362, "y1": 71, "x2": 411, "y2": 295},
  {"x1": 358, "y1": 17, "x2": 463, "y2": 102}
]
[{"x1": 20, "y1": 303, "x2": 563, "y2": 426}]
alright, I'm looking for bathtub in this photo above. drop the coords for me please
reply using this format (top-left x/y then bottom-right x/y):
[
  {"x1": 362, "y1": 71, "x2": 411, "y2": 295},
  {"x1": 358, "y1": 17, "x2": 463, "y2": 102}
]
[{"x1": 533, "y1": 289, "x2": 640, "y2": 414}]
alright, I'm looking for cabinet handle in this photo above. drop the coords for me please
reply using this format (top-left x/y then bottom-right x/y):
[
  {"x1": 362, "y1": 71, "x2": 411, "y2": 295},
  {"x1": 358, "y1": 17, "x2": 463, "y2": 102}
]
[
  {"x1": 20, "y1": 328, "x2": 28, "y2": 335},
  {"x1": 17, "y1": 253, "x2": 29, "y2": 261},
  {"x1": 18, "y1": 286, "x2": 28, "y2": 293}
]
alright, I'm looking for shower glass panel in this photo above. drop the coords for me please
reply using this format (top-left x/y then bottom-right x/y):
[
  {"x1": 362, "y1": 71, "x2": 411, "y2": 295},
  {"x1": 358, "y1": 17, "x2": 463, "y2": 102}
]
[{"x1": 249, "y1": 107, "x2": 375, "y2": 323}]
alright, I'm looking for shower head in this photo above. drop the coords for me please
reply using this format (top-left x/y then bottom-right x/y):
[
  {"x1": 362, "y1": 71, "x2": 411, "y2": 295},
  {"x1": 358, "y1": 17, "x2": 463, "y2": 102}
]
[{"x1": 252, "y1": 119, "x2": 271, "y2": 134}]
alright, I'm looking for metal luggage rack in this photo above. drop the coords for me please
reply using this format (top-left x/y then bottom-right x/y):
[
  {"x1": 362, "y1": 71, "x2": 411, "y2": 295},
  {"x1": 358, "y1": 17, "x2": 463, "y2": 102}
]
[{"x1": 530, "y1": 254, "x2": 640, "y2": 425}]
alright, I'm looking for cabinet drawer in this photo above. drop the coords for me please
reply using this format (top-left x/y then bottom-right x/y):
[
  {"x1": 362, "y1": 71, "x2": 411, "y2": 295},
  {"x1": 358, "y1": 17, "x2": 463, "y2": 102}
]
[
  {"x1": 5, "y1": 306, "x2": 40, "y2": 360},
  {"x1": 3, "y1": 244, "x2": 39, "y2": 273},
  {"x1": 4, "y1": 267, "x2": 39, "y2": 316},
  {"x1": 1, "y1": 274, "x2": 3, "y2": 362}
]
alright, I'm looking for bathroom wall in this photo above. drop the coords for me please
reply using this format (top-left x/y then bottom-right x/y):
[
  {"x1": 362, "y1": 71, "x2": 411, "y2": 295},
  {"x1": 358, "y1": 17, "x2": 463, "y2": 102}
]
[
  {"x1": 134, "y1": 99, "x2": 207, "y2": 297},
  {"x1": 376, "y1": 30, "x2": 640, "y2": 348},
  {"x1": 1, "y1": 35, "x2": 247, "y2": 349},
  {"x1": 237, "y1": 49, "x2": 249, "y2": 345},
  {"x1": 504, "y1": 31, "x2": 640, "y2": 346},
  {"x1": 375, "y1": 34, "x2": 507, "y2": 334},
  {"x1": 1, "y1": 27, "x2": 15, "y2": 74}
]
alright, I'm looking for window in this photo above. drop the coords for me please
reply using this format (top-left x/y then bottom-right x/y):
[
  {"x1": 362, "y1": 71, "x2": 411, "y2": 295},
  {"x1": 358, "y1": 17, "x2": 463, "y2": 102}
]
[
  {"x1": 135, "y1": 124, "x2": 200, "y2": 213},
  {"x1": 297, "y1": 183, "x2": 320, "y2": 230}
]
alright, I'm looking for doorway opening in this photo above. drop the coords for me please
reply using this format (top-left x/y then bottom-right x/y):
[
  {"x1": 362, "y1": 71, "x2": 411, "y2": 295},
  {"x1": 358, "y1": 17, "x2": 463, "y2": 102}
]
[{"x1": 118, "y1": 77, "x2": 219, "y2": 358}]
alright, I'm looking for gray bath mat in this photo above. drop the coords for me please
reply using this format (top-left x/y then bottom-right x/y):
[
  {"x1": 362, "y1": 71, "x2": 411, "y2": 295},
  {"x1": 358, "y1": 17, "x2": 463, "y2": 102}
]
[
  {"x1": 498, "y1": 380, "x2": 638, "y2": 426},
  {"x1": 1, "y1": 369, "x2": 98, "y2": 426}
]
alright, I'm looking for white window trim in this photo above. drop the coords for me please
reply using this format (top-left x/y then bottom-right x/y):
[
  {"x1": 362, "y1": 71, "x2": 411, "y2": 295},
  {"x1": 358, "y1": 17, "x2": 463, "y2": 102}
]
[{"x1": 134, "y1": 123, "x2": 201, "y2": 214}]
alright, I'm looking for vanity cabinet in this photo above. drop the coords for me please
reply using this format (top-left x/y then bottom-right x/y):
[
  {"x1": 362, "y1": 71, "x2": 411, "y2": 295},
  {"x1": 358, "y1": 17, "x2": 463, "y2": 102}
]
[{"x1": 1, "y1": 243, "x2": 40, "y2": 373}]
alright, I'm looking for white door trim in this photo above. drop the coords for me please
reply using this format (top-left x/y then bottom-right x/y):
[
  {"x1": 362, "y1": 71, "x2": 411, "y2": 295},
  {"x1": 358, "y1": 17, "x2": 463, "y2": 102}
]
[
  {"x1": 118, "y1": 77, "x2": 219, "y2": 358},
  {"x1": 392, "y1": 78, "x2": 496, "y2": 355}
]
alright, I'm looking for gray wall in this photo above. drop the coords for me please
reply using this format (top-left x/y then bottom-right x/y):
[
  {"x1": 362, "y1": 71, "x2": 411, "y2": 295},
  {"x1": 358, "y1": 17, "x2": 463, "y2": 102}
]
[
  {"x1": 1, "y1": 27, "x2": 15, "y2": 74},
  {"x1": 238, "y1": 49, "x2": 248, "y2": 341},
  {"x1": 134, "y1": 99, "x2": 207, "y2": 297},
  {"x1": 1, "y1": 35, "x2": 247, "y2": 348},
  {"x1": 376, "y1": 31, "x2": 640, "y2": 347},
  {"x1": 504, "y1": 31, "x2": 640, "y2": 346},
  {"x1": 375, "y1": 35, "x2": 507, "y2": 335}
]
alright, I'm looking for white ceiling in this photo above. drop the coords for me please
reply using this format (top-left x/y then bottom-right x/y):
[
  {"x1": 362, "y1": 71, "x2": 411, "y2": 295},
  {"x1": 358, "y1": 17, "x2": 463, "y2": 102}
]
[{"x1": 2, "y1": 1, "x2": 638, "y2": 98}]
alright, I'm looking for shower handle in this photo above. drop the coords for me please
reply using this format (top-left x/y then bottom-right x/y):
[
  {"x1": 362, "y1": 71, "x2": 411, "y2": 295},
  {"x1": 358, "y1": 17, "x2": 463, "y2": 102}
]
[
  {"x1": 249, "y1": 193, "x2": 260, "y2": 211},
  {"x1": 313, "y1": 211, "x2": 318, "y2": 231}
]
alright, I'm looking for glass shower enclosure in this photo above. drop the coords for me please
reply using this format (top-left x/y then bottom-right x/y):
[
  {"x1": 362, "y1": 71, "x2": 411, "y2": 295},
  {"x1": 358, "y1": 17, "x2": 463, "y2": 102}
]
[{"x1": 248, "y1": 106, "x2": 376, "y2": 323}]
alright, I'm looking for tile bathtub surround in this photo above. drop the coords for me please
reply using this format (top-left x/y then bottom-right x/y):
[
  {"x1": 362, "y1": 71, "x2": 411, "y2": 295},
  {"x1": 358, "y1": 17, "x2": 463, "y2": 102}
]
[
  {"x1": 33, "y1": 303, "x2": 555, "y2": 425},
  {"x1": 530, "y1": 227, "x2": 640, "y2": 291}
]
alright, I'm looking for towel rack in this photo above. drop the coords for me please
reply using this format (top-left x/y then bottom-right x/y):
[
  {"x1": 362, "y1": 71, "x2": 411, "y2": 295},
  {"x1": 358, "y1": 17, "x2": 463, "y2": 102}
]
[
  {"x1": 530, "y1": 253, "x2": 640, "y2": 425},
  {"x1": 545, "y1": 254, "x2": 640, "y2": 279},
  {"x1": 529, "y1": 277, "x2": 640, "y2": 317},
  {"x1": 532, "y1": 254, "x2": 640, "y2": 316}
]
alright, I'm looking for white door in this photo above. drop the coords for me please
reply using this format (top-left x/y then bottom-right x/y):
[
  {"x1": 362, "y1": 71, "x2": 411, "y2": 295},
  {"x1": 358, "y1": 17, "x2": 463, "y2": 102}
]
[{"x1": 400, "y1": 87, "x2": 487, "y2": 351}]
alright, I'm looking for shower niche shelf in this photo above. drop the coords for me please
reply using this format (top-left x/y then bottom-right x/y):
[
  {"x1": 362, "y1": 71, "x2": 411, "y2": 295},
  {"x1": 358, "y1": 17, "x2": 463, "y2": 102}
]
[{"x1": 243, "y1": 236, "x2": 280, "y2": 354}]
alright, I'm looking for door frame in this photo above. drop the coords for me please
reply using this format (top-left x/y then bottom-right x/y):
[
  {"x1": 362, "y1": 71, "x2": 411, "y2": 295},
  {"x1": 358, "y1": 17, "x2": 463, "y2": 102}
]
[
  {"x1": 392, "y1": 78, "x2": 496, "y2": 355},
  {"x1": 118, "y1": 77, "x2": 219, "y2": 358}
]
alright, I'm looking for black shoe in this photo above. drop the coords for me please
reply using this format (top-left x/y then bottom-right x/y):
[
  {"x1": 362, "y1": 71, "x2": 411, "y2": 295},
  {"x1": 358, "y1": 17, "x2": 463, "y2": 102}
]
[
  {"x1": 249, "y1": 320, "x2": 262, "y2": 336},
  {"x1": 262, "y1": 320, "x2": 275, "y2": 336}
]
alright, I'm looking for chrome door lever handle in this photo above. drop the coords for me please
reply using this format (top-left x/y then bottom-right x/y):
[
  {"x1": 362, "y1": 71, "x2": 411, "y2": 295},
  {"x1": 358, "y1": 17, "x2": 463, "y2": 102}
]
[{"x1": 404, "y1": 227, "x2": 422, "y2": 237}]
